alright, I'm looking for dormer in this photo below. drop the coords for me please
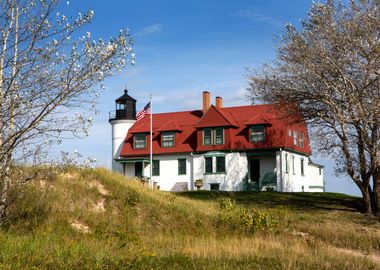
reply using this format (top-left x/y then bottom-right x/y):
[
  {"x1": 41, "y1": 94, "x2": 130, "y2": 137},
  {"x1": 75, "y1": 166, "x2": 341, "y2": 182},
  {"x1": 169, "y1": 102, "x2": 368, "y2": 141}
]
[
  {"x1": 157, "y1": 120, "x2": 182, "y2": 148},
  {"x1": 245, "y1": 113, "x2": 272, "y2": 143}
]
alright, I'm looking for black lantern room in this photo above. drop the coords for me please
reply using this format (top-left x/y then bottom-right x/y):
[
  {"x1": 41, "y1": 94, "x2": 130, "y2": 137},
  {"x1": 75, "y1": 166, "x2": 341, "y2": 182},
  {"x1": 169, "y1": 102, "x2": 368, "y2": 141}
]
[{"x1": 109, "y1": 88, "x2": 136, "y2": 121}]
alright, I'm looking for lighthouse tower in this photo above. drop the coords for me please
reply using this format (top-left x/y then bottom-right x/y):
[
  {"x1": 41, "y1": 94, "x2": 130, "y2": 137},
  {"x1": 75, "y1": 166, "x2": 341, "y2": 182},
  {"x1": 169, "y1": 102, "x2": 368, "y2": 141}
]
[{"x1": 109, "y1": 88, "x2": 136, "y2": 173}]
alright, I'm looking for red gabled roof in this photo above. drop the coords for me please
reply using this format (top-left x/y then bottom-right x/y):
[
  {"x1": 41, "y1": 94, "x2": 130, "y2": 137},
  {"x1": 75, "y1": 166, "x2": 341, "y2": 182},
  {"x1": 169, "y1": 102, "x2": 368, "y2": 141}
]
[
  {"x1": 120, "y1": 104, "x2": 311, "y2": 157},
  {"x1": 245, "y1": 113, "x2": 272, "y2": 126},
  {"x1": 157, "y1": 120, "x2": 183, "y2": 132},
  {"x1": 195, "y1": 105, "x2": 238, "y2": 128}
]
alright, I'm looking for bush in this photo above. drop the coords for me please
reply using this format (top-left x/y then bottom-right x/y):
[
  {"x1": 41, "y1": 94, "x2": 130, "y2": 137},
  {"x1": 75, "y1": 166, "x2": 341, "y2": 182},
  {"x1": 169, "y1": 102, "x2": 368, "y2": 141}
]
[{"x1": 217, "y1": 197, "x2": 277, "y2": 234}]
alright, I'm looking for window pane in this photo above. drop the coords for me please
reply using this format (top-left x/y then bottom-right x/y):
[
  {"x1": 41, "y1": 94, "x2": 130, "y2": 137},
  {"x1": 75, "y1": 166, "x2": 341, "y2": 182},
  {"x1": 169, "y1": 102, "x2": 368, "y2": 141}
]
[
  {"x1": 214, "y1": 128, "x2": 224, "y2": 144},
  {"x1": 205, "y1": 157, "x2": 213, "y2": 173},
  {"x1": 292, "y1": 155, "x2": 295, "y2": 175},
  {"x1": 162, "y1": 132, "x2": 175, "y2": 148},
  {"x1": 134, "y1": 134, "x2": 146, "y2": 149},
  {"x1": 203, "y1": 129, "x2": 212, "y2": 145},
  {"x1": 210, "y1": 183, "x2": 220, "y2": 191},
  {"x1": 152, "y1": 160, "x2": 160, "y2": 176},
  {"x1": 299, "y1": 132, "x2": 304, "y2": 148},
  {"x1": 285, "y1": 153, "x2": 288, "y2": 174},
  {"x1": 178, "y1": 159, "x2": 186, "y2": 175},
  {"x1": 216, "y1": 156, "x2": 225, "y2": 173},
  {"x1": 294, "y1": 131, "x2": 298, "y2": 145},
  {"x1": 250, "y1": 125, "x2": 265, "y2": 142}
]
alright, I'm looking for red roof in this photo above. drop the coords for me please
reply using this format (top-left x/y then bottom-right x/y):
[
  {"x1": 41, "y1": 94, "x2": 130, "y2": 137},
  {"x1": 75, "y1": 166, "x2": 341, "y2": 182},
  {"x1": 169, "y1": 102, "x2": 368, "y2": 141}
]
[
  {"x1": 120, "y1": 104, "x2": 311, "y2": 157},
  {"x1": 245, "y1": 113, "x2": 272, "y2": 126}
]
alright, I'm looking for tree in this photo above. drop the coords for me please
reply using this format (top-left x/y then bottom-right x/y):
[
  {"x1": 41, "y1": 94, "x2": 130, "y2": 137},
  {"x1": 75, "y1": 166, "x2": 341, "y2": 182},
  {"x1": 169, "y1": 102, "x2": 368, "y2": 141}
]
[
  {"x1": 247, "y1": 0, "x2": 380, "y2": 215},
  {"x1": 0, "y1": 0, "x2": 134, "y2": 222}
]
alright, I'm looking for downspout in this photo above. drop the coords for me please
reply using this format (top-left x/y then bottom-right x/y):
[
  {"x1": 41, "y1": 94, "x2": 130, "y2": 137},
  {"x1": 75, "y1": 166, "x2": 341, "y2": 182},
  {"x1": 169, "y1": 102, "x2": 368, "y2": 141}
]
[
  {"x1": 279, "y1": 148, "x2": 283, "y2": 192},
  {"x1": 190, "y1": 152, "x2": 194, "y2": 191}
]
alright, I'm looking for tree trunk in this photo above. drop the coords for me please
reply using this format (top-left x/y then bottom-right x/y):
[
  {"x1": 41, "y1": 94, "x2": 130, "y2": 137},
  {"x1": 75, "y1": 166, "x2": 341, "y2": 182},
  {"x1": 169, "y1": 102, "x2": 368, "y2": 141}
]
[
  {"x1": 360, "y1": 185, "x2": 372, "y2": 215},
  {"x1": 372, "y1": 167, "x2": 380, "y2": 217},
  {"x1": 0, "y1": 166, "x2": 10, "y2": 224}
]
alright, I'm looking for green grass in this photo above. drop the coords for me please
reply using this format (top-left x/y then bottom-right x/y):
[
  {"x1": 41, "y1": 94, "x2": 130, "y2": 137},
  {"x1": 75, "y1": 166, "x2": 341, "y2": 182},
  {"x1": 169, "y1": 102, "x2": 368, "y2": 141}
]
[{"x1": 1, "y1": 167, "x2": 379, "y2": 269}]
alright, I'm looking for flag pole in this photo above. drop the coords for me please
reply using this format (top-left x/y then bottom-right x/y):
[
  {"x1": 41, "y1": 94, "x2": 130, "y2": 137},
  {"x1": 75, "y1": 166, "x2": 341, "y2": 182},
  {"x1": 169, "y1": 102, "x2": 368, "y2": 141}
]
[{"x1": 149, "y1": 94, "x2": 153, "y2": 190}]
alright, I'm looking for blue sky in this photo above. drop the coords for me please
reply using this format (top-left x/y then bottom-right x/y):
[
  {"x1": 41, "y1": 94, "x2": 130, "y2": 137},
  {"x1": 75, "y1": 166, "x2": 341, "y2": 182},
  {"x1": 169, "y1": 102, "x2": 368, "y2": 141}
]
[{"x1": 56, "y1": 0, "x2": 360, "y2": 196}]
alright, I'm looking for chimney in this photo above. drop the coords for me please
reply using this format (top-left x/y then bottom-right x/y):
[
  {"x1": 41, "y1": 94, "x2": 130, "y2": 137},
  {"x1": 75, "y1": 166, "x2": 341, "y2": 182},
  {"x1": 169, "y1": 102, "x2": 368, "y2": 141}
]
[
  {"x1": 215, "y1": 96, "x2": 223, "y2": 109},
  {"x1": 203, "y1": 91, "x2": 210, "y2": 114}
]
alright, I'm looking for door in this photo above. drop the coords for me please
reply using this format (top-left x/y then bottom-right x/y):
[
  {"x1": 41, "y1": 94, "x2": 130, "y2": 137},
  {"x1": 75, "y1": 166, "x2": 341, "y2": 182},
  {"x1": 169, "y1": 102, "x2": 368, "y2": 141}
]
[
  {"x1": 135, "y1": 162, "x2": 143, "y2": 177},
  {"x1": 249, "y1": 159, "x2": 260, "y2": 182}
]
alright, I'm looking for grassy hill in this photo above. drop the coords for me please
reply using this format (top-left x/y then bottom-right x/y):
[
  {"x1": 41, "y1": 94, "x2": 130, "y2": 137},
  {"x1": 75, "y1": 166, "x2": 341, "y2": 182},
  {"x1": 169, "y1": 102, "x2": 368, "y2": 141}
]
[{"x1": 1, "y1": 168, "x2": 380, "y2": 269}]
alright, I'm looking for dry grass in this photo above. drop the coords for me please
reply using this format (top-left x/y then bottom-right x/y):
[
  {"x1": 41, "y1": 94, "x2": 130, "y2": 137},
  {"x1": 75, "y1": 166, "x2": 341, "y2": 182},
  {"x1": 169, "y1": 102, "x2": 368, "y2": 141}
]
[{"x1": 0, "y1": 167, "x2": 379, "y2": 269}]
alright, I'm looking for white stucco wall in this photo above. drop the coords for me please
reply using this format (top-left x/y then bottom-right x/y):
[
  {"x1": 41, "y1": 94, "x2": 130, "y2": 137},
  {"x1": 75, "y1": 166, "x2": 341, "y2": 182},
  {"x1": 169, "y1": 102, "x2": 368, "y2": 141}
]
[
  {"x1": 117, "y1": 149, "x2": 324, "y2": 193},
  {"x1": 143, "y1": 154, "x2": 193, "y2": 191},
  {"x1": 279, "y1": 150, "x2": 324, "y2": 192},
  {"x1": 193, "y1": 152, "x2": 248, "y2": 191}
]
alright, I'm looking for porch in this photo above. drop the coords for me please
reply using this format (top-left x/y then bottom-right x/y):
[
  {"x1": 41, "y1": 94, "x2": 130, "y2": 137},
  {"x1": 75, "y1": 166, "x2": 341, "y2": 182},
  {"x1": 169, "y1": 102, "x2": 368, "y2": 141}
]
[{"x1": 243, "y1": 150, "x2": 278, "y2": 191}]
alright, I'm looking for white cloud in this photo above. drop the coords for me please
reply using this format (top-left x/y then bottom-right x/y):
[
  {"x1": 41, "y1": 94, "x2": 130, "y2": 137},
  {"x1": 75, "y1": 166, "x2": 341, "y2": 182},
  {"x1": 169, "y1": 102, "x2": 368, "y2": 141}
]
[
  {"x1": 135, "y1": 23, "x2": 162, "y2": 36},
  {"x1": 231, "y1": 10, "x2": 282, "y2": 28}
]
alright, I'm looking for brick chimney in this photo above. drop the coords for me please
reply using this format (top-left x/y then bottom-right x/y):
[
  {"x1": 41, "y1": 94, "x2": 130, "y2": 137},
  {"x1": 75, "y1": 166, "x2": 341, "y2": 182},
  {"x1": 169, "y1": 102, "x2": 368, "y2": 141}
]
[
  {"x1": 203, "y1": 91, "x2": 210, "y2": 114},
  {"x1": 215, "y1": 96, "x2": 223, "y2": 109}
]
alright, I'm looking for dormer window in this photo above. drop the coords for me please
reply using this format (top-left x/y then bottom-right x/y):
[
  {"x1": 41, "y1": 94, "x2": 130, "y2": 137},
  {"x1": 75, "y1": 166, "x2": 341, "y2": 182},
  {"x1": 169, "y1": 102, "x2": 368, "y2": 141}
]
[
  {"x1": 203, "y1": 128, "x2": 212, "y2": 145},
  {"x1": 162, "y1": 131, "x2": 175, "y2": 148},
  {"x1": 214, "y1": 128, "x2": 224, "y2": 145},
  {"x1": 250, "y1": 125, "x2": 266, "y2": 143},
  {"x1": 134, "y1": 133, "x2": 146, "y2": 149},
  {"x1": 299, "y1": 132, "x2": 304, "y2": 148},
  {"x1": 203, "y1": 128, "x2": 224, "y2": 145}
]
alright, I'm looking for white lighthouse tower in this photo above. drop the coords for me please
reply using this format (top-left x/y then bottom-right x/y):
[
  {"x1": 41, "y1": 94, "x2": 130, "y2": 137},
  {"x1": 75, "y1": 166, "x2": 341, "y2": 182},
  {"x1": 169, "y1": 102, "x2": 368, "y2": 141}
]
[{"x1": 109, "y1": 88, "x2": 136, "y2": 173}]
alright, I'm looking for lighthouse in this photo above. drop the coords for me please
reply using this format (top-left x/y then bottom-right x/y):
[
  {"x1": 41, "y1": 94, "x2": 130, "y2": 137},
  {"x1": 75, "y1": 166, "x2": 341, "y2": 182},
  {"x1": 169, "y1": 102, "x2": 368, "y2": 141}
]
[{"x1": 109, "y1": 88, "x2": 136, "y2": 173}]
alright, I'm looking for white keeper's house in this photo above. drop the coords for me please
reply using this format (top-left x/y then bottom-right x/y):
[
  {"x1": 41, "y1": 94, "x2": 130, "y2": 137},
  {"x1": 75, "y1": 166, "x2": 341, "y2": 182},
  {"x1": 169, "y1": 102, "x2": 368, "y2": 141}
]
[{"x1": 109, "y1": 89, "x2": 324, "y2": 192}]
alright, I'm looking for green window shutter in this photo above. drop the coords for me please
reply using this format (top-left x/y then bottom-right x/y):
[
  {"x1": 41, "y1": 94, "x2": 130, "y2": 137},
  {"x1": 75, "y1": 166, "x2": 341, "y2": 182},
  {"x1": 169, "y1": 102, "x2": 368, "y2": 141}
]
[
  {"x1": 216, "y1": 156, "x2": 225, "y2": 173},
  {"x1": 178, "y1": 159, "x2": 186, "y2": 175},
  {"x1": 205, "y1": 157, "x2": 213, "y2": 173},
  {"x1": 152, "y1": 160, "x2": 160, "y2": 176},
  {"x1": 285, "y1": 153, "x2": 288, "y2": 174}
]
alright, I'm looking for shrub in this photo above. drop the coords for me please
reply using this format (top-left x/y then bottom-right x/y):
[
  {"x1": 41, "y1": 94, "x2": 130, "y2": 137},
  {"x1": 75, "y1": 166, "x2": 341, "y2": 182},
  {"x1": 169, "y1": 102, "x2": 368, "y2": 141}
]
[{"x1": 217, "y1": 197, "x2": 277, "y2": 234}]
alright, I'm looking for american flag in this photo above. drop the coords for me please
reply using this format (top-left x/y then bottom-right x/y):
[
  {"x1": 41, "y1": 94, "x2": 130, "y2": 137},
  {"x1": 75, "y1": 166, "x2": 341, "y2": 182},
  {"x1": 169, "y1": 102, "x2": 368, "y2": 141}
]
[{"x1": 136, "y1": 102, "x2": 151, "y2": 121}]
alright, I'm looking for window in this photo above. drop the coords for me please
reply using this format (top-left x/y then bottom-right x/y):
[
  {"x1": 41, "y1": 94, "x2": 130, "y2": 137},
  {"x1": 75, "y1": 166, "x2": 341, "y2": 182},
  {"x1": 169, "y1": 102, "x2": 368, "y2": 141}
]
[
  {"x1": 204, "y1": 155, "x2": 226, "y2": 174},
  {"x1": 205, "y1": 157, "x2": 213, "y2": 173},
  {"x1": 285, "y1": 153, "x2": 289, "y2": 174},
  {"x1": 178, "y1": 159, "x2": 186, "y2": 175},
  {"x1": 292, "y1": 155, "x2": 295, "y2": 175},
  {"x1": 214, "y1": 128, "x2": 224, "y2": 145},
  {"x1": 162, "y1": 132, "x2": 175, "y2": 148},
  {"x1": 210, "y1": 183, "x2": 220, "y2": 191},
  {"x1": 203, "y1": 129, "x2": 212, "y2": 145},
  {"x1": 216, "y1": 156, "x2": 226, "y2": 173},
  {"x1": 134, "y1": 133, "x2": 146, "y2": 149},
  {"x1": 203, "y1": 128, "x2": 225, "y2": 145},
  {"x1": 301, "y1": 158, "x2": 304, "y2": 176},
  {"x1": 294, "y1": 130, "x2": 298, "y2": 146},
  {"x1": 152, "y1": 160, "x2": 160, "y2": 176},
  {"x1": 319, "y1": 168, "x2": 322, "y2": 175},
  {"x1": 288, "y1": 129, "x2": 292, "y2": 137},
  {"x1": 250, "y1": 125, "x2": 266, "y2": 142},
  {"x1": 299, "y1": 132, "x2": 304, "y2": 148}
]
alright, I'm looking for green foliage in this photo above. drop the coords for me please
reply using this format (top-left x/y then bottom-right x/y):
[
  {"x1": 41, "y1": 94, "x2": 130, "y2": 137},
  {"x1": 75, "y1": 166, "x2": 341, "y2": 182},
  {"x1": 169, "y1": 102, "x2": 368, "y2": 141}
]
[{"x1": 217, "y1": 197, "x2": 277, "y2": 233}]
